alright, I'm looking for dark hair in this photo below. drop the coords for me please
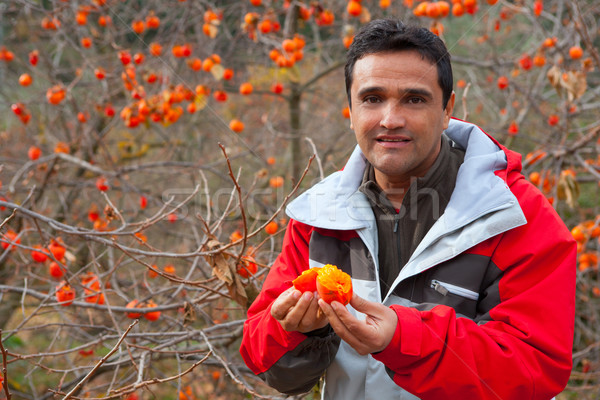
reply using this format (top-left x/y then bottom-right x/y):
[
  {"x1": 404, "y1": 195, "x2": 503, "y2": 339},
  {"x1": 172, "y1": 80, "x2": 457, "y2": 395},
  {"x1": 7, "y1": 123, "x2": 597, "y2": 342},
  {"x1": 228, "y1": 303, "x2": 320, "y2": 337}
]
[{"x1": 345, "y1": 19, "x2": 453, "y2": 109}]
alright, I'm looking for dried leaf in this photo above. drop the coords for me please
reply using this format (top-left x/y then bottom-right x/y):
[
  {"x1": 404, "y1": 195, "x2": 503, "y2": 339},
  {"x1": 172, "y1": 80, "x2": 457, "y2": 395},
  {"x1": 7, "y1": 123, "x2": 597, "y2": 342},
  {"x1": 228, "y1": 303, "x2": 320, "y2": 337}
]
[
  {"x1": 205, "y1": 23, "x2": 218, "y2": 39},
  {"x1": 204, "y1": 239, "x2": 248, "y2": 306},
  {"x1": 211, "y1": 63, "x2": 225, "y2": 81},
  {"x1": 182, "y1": 302, "x2": 196, "y2": 326},
  {"x1": 561, "y1": 70, "x2": 587, "y2": 102},
  {"x1": 557, "y1": 171, "x2": 579, "y2": 208},
  {"x1": 205, "y1": 239, "x2": 233, "y2": 284},
  {"x1": 547, "y1": 65, "x2": 587, "y2": 101},
  {"x1": 359, "y1": 6, "x2": 371, "y2": 24}
]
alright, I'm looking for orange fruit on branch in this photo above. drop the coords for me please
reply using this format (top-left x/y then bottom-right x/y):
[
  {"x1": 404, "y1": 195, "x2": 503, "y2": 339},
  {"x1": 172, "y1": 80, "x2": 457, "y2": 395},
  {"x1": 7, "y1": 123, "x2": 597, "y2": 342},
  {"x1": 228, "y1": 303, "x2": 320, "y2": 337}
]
[{"x1": 56, "y1": 282, "x2": 76, "y2": 306}]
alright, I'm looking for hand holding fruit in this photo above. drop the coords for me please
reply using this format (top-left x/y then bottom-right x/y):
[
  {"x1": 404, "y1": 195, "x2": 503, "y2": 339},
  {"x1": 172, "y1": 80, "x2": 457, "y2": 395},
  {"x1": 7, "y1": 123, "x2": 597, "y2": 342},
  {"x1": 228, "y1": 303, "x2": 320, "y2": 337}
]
[
  {"x1": 271, "y1": 287, "x2": 328, "y2": 333},
  {"x1": 293, "y1": 264, "x2": 353, "y2": 305}
]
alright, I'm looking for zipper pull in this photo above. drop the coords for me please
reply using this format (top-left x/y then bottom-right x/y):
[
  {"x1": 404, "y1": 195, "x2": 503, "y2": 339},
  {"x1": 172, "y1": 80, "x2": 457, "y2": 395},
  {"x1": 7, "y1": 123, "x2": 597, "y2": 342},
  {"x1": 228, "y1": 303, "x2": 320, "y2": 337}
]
[
  {"x1": 393, "y1": 213, "x2": 400, "y2": 233},
  {"x1": 431, "y1": 280, "x2": 449, "y2": 296}
]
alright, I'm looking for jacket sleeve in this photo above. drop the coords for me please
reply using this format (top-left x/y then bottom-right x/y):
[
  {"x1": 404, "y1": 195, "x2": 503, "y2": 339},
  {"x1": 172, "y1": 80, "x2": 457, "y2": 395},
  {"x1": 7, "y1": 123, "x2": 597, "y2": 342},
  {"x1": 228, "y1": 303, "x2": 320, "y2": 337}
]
[
  {"x1": 372, "y1": 179, "x2": 576, "y2": 399},
  {"x1": 240, "y1": 219, "x2": 340, "y2": 395}
]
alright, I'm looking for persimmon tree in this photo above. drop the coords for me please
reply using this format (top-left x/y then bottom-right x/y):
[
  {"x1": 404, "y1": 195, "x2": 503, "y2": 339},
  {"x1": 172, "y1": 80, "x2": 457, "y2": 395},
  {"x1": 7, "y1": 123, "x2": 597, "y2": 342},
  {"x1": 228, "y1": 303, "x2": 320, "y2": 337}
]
[{"x1": 0, "y1": 0, "x2": 599, "y2": 398}]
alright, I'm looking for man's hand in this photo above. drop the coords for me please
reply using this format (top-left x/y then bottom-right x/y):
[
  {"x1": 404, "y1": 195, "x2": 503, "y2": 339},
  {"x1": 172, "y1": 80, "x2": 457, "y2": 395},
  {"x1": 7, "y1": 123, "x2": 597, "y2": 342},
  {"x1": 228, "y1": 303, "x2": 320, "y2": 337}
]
[
  {"x1": 318, "y1": 293, "x2": 398, "y2": 355},
  {"x1": 271, "y1": 287, "x2": 328, "y2": 333}
]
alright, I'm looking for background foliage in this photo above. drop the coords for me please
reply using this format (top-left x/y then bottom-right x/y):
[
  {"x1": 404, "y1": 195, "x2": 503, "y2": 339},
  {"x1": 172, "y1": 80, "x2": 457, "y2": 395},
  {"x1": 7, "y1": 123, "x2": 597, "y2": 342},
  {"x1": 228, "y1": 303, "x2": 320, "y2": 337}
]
[{"x1": 0, "y1": 0, "x2": 599, "y2": 399}]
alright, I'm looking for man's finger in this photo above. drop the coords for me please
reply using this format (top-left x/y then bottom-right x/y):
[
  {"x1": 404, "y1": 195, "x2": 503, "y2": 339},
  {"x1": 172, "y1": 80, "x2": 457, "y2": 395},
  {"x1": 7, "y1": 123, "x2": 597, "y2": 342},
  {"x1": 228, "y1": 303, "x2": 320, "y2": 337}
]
[{"x1": 270, "y1": 288, "x2": 301, "y2": 321}]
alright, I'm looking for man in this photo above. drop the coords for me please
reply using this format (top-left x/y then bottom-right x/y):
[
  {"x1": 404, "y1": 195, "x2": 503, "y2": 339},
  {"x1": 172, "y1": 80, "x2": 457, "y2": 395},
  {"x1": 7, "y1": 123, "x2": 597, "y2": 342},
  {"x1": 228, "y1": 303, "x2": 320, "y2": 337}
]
[{"x1": 240, "y1": 19, "x2": 575, "y2": 399}]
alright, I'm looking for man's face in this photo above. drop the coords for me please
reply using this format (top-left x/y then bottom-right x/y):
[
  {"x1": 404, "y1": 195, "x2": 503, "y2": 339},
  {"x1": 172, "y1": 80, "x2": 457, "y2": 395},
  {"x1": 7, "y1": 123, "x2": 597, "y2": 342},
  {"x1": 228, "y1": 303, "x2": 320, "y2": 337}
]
[{"x1": 349, "y1": 50, "x2": 455, "y2": 186}]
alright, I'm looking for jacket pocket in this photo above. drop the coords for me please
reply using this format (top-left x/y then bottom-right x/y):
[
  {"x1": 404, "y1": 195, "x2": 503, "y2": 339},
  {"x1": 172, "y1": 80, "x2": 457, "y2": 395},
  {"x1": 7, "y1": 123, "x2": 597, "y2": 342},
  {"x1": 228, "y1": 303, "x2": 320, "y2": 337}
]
[{"x1": 430, "y1": 280, "x2": 480, "y2": 301}]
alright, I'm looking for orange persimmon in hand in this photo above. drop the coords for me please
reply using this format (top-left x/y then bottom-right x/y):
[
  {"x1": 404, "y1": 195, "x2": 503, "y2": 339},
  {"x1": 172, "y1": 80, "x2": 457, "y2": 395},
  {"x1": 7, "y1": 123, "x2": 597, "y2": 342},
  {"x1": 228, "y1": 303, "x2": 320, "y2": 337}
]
[
  {"x1": 292, "y1": 267, "x2": 320, "y2": 292},
  {"x1": 316, "y1": 264, "x2": 353, "y2": 305}
]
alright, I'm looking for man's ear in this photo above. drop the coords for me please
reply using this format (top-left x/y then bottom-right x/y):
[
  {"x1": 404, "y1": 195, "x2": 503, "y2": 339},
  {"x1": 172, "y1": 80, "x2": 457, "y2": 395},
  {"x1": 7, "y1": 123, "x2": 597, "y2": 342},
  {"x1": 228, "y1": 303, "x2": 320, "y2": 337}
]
[
  {"x1": 349, "y1": 105, "x2": 354, "y2": 130},
  {"x1": 443, "y1": 91, "x2": 456, "y2": 129}
]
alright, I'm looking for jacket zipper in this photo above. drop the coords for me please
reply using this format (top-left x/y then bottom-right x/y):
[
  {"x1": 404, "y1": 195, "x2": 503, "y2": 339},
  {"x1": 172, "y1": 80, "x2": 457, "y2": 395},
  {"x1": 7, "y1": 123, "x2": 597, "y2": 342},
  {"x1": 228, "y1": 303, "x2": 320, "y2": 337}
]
[{"x1": 430, "y1": 279, "x2": 480, "y2": 300}]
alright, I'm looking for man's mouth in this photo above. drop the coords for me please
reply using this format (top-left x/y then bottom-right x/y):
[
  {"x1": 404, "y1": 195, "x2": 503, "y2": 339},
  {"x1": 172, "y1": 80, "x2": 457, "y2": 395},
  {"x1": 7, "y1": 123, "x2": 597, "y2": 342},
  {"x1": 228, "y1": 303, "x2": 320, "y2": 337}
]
[{"x1": 377, "y1": 137, "x2": 411, "y2": 142}]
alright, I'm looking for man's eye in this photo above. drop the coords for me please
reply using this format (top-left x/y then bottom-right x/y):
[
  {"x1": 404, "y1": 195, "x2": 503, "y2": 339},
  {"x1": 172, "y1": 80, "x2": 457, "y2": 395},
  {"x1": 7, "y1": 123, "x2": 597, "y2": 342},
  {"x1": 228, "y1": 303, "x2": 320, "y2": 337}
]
[
  {"x1": 408, "y1": 97, "x2": 425, "y2": 104},
  {"x1": 364, "y1": 96, "x2": 380, "y2": 104}
]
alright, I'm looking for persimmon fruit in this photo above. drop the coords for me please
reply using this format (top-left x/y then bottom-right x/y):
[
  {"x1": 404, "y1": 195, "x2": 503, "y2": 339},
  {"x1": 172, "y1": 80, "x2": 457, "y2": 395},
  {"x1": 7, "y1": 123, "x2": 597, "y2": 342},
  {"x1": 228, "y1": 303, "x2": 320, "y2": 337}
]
[
  {"x1": 292, "y1": 267, "x2": 320, "y2": 292},
  {"x1": 316, "y1": 264, "x2": 353, "y2": 305}
]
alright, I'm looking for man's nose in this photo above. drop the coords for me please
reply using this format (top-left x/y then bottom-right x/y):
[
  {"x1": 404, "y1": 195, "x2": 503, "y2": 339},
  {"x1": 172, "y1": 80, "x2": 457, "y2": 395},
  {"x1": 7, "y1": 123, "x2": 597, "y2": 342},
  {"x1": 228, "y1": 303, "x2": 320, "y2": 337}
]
[{"x1": 379, "y1": 103, "x2": 406, "y2": 130}]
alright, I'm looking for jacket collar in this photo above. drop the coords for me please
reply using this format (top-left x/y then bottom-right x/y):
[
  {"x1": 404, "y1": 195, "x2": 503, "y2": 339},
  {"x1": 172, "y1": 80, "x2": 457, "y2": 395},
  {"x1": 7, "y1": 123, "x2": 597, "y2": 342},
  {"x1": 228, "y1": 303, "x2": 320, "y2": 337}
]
[{"x1": 286, "y1": 119, "x2": 525, "y2": 234}]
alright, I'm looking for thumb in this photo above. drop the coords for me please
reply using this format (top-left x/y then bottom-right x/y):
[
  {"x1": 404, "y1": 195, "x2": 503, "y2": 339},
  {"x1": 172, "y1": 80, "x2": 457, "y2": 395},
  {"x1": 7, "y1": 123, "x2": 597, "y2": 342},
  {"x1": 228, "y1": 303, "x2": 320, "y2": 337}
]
[{"x1": 348, "y1": 292, "x2": 379, "y2": 314}]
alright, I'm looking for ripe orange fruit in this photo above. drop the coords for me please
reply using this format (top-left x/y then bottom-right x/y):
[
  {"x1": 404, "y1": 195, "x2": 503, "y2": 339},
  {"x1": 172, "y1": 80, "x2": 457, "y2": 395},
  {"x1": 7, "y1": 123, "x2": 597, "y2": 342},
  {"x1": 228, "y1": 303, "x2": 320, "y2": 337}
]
[
  {"x1": 569, "y1": 46, "x2": 583, "y2": 60},
  {"x1": 437, "y1": 1, "x2": 451, "y2": 17},
  {"x1": 533, "y1": 0, "x2": 542, "y2": 16},
  {"x1": 282, "y1": 39, "x2": 296, "y2": 53},
  {"x1": 94, "y1": 67, "x2": 105, "y2": 80},
  {"x1": 213, "y1": 90, "x2": 227, "y2": 102},
  {"x1": 75, "y1": 11, "x2": 88, "y2": 25},
  {"x1": 497, "y1": 75, "x2": 509, "y2": 90},
  {"x1": 316, "y1": 264, "x2": 353, "y2": 305},
  {"x1": 46, "y1": 85, "x2": 66, "y2": 105},
  {"x1": 19, "y1": 73, "x2": 33, "y2": 86},
  {"x1": 96, "y1": 177, "x2": 109, "y2": 191},
  {"x1": 270, "y1": 82, "x2": 284, "y2": 94},
  {"x1": 29, "y1": 50, "x2": 39, "y2": 66},
  {"x1": 131, "y1": 20, "x2": 145, "y2": 34},
  {"x1": 81, "y1": 37, "x2": 92, "y2": 48},
  {"x1": 143, "y1": 300, "x2": 161, "y2": 321},
  {"x1": 529, "y1": 171, "x2": 541, "y2": 186},
  {"x1": 149, "y1": 42, "x2": 162, "y2": 56},
  {"x1": 98, "y1": 15, "x2": 112, "y2": 27},
  {"x1": 547, "y1": 114, "x2": 559, "y2": 126},
  {"x1": 293, "y1": 267, "x2": 321, "y2": 292},
  {"x1": 28, "y1": 146, "x2": 41, "y2": 160},
  {"x1": 147, "y1": 265, "x2": 159, "y2": 278},
  {"x1": 265, "y1": 221, "x2": 278, "y2": 235},
  {"x1": 414, "y1": 1, "x2": 429, "y2": 16},
  {"x1": 146, "y1": 14, "x2": 160, "y2": 29},
  {"x1": 48, "y1": 239, "x2": 66, "y2": 260},
  {"x1": 507, "y1": 121, "x2": 519, "y2": 136},
  {"x1": 49, "y1": 261, "x2": 65, "y2": 279},
  {"x1": 452, "y1": 2, "x2": 465, "y2": 16},
  {"x1": 164, "y1": 264, "x2": 176, "y2": 274},
  {"x1": 202, "y1": 58, "x2": 214, "y2": 71},
  {"x1": 519, "y1": 54, "x2": 533, "y2": 70},
  {"x1": 347, "y1": 0, "x2": 362, "y2": 16},
  {"x1": 426, "y1": 2, "x2": 441, "y2": 18},
  {"x1": 1, "y1": 230, "x2": 20, "y2": 251},
  {"x1": 223, "y1": 68, "x2": 234, "y2": 80},
  {"x1": 229, "y1": 119, "x2": 245, "y2": 133},
  {"x1": 342, "y1": 106, "x2": 351, "y2": 119},
  {"x1": 239, "y1": 82, "x2": 253, "y2": 95},
  {"x1": 133, "y1": 53, "x2": 145, "y2": 64},
  {"x1": 31, "y1": 245, "x2": 49, "y2": 263},
  {"x1": 269, "y1": 176, "x2": 284, "y2": 188},
  {"x1": 126, "y1": 299, "x2": 143, "y2": 318},
  {"x1": 571, "y1": 226, "x2": 586, "y2": 242},
  {"x1": 533, "y1": 55, "x2": 545, "y2": 67},
  {"x1": 237, "y1": 256, "x2": 258, "y2": 278},
  {"x1": 56, "y1": 282, "x2": 76, "y2": 306}
]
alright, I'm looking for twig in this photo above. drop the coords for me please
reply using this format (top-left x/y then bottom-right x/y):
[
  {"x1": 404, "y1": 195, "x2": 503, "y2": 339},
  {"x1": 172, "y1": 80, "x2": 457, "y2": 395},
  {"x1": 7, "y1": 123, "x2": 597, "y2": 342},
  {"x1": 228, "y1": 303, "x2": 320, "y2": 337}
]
[
  {"x1": 0, "y1": 330, "x2": 12, "y2": 400},
  {"x1": 62, "y1": 320, "x2": 138, "y2": 400},
  {"x1": 304, "y1": 137, "x2": 324, "y2": 181},
  {"x1": 461, "y1": 82, "x2": 471, "y2": 121}
]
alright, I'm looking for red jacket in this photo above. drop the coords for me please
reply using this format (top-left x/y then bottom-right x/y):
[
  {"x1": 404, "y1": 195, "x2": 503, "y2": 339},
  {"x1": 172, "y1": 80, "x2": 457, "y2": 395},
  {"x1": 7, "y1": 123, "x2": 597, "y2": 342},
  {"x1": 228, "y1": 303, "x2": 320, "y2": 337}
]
[{"x1": 240, "y1": 119, "x2": 576, "y2": 399}]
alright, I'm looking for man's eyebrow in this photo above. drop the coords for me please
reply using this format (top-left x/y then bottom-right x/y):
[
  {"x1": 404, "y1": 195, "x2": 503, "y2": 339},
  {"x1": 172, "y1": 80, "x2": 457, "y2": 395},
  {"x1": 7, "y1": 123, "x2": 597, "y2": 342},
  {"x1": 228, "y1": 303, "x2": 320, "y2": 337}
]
[
  {"x1": 399, "y1": 87, "x2": 434, "y2": 100},
  {"x1": 355, "y1": 86, "x2": 434, "y2": 100},
  {"x1": 356, "y1": 86, "x2": 385, "y2": 98}
]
